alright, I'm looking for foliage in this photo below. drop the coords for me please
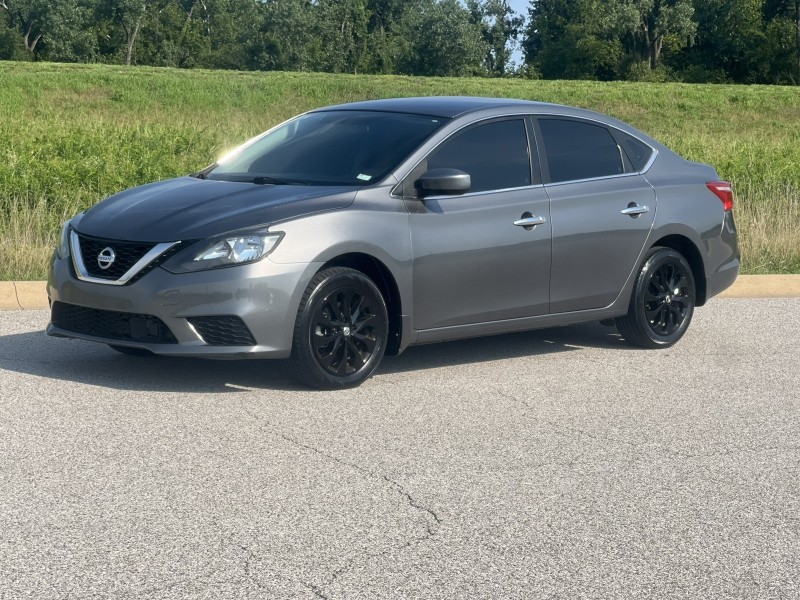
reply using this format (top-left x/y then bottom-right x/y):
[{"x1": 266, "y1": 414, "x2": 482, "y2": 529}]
[
  {"x1": 523, "y1": 0, "x2": 800, "y2": 83},
  {"x1": 395, "y1": 0, "x2": 487, "y2": 76},
  {"x1": 468, "y1": 0, "x2": 525, "y2": 76},
  {"x1": 610, "y1": 0, "x2": 697, "y2": 69},
  {"x1": 523, "y1": 0, "x2": 625, "y2": 80},
  {"x1": 0, "y1": 10, "x2": 27, "y2": 59},
  {"x1": 0, "y1": 0, "x2": 798, "y2": 83},
  {"x1": 683, "y1": 0, "x2": 763, "y2": 82}
]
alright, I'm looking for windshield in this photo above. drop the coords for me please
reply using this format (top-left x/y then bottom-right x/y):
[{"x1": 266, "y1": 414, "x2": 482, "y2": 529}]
[{"x1": 208, "y1": 110, "x2": 448, "y2": 186}]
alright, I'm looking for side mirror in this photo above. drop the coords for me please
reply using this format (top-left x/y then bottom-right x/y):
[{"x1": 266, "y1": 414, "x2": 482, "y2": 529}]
[{"x1": 416, "y1": 168, "x2": 471, "y2": 197}]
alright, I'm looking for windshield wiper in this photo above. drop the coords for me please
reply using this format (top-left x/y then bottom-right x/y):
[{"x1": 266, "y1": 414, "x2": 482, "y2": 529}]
[
  {"x1": 253, "y1": 175, "x2": 298, "y2": 185},
  {"x1": 204, "y1": 173, "x2": 309, "y2": 185},
  {"x1": 190, "y1": 163, "x2": 218, "y2": 180}
]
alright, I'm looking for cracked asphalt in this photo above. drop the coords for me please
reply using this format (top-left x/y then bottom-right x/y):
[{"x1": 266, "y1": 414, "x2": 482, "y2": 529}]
[{"x1": 0, "y1": 298, "x2": 798, "y2": 599}]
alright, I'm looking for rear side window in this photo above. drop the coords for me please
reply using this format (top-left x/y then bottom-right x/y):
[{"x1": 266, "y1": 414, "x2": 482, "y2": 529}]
[
  {"x1": 538, "y1": 119, "x2": 624, "y2": 183},
  {"x1": 616, "y1": 130, "x2": 654, "y2": 172},
  {"x1": 426, "y1": 119, "x2": 531, "y2": 193}
]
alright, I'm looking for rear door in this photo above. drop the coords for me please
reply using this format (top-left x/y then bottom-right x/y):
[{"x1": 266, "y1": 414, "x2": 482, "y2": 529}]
[
  {"x1": 406, "y1": 118, "x2": 552, "y2": 330},
  {"x1": 535, "y1": 117, "x2": 656, "y2": 313}
]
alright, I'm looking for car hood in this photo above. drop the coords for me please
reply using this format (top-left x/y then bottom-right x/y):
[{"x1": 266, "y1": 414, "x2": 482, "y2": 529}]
[{"x1": 76, "y1": 176, "x2": 358, "y2": 242}]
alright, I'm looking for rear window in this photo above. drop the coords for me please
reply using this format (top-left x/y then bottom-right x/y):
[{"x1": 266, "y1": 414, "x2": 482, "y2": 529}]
[
  {"x1": 616, "y1": 130, "x2": 654, "y2": 172},
  {"x1": 538, "y1": 118, "x2": 624, "y2": 183}
]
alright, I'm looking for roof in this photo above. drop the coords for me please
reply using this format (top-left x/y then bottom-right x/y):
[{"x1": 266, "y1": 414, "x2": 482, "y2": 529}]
[
  {"x1": 309, "y1": 95, "x2": 666, "y2": 152},
  {"x1": 315, "y1": 96, "x2": 554, "y2": 119}
]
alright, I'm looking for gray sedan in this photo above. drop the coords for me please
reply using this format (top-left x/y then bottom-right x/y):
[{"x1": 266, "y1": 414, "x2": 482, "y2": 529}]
[{"x1": 47, "y1": 97, "x2": 739, "y2": 388}]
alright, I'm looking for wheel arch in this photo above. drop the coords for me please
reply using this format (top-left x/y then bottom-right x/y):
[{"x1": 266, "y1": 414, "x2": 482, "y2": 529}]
[
  {"x1": 649, "y1": 234, "x2": 708, "y2": 306},
  {"x1": 320, "y1": 253, "x2": 404, "y2": 355}
]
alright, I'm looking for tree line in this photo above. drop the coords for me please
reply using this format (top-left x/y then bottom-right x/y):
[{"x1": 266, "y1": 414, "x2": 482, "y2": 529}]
[{"x1": 1, "y1": 0, "x2": 799, "y2": 84}]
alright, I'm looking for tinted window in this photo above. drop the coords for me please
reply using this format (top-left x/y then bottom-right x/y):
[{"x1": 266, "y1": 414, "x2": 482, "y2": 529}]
[
  {"x1": 209, "y1": 111, "x2": 447, "y2": 186},
  {"x1": 616, "y1": 130, "x2": 654, "y2": 171},
  {"x1": 539, "y1": 119, "x2": 624, "y2": 183},
  {"x1": 425, "y1": 119, "x2": 531, "y2": 193}
]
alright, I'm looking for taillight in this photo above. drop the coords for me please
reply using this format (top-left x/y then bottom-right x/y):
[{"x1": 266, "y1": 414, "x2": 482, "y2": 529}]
[{"x1": 707, "y1": 181, "x2": 734, "y2": 211}]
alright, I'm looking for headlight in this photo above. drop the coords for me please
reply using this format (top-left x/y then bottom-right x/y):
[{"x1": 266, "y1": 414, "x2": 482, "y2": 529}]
[
  {"x1": 56, "y1": 214, "x2": 83, "y2": 259},
  {"x1": 163, "y1": 231, "x2": 284, "y2": 273}
]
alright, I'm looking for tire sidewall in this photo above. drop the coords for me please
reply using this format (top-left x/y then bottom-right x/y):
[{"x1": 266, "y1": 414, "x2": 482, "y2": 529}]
[
  {"x1": 295, "y1": 269, "x2": 388, "y2": 389},
  {"x1": 631, "y1": 248, "x2": 696, "y2": 347}
]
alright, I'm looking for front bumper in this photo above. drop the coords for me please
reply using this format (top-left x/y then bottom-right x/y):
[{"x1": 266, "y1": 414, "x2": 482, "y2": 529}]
[{"x1": 46, "y1": 254, "x2": 320, "y2": 359}]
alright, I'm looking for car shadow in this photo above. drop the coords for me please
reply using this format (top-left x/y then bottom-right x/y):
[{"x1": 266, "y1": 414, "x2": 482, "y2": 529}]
[
  {"x1": 379, "y1": 322, "x2": 630, "y2": 375},
  {"x1": 0, "y1": 322, "x2": 630, "y2": 393}
]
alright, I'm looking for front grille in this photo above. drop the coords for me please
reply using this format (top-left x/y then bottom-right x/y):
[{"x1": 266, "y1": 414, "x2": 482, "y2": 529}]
[
  {"x1": 51, "y1": 301, "x2": 177, "y2": 344},
  {"x1": 77, "y1": 234, "x2": 156, "y2": 280},
  {"x1": 126, "y1": 243, "x2": 184, "y2": 284},
  {"x1": 186, "y1": 316, "x2": 257, "y2": 346}
]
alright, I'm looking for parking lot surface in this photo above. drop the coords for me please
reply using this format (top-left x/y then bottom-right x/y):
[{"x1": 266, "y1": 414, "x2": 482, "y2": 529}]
[{"x1": 1, "y1": 299, "x2": 798, "y2": 599}]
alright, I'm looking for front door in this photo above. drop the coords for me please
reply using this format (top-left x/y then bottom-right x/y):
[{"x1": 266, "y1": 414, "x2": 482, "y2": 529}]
[{"x1": 407, "y1": 118, "x2": 552, "y2": 331}]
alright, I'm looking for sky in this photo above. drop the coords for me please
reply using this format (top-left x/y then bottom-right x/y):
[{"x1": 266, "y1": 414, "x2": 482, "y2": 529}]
[
  {"x1": 507, "y1": 0, "x2": 529, "y2": 18},
  {"x1": 507, "y1": 0, "x2": 529, "y2": 66}
]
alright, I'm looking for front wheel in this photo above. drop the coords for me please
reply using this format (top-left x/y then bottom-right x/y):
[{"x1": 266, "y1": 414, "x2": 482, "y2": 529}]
[
  {"x1": 289, "y1": 267, "x2": 388, "y2": 390},
  {"x1": 616, "y1": 247, "x2": 696, "y2": 349}
]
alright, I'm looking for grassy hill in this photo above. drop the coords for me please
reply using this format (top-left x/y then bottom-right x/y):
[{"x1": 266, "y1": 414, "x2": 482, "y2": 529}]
[{"x1": 1, "y1": 61, "x2": 798, "y2": 279}]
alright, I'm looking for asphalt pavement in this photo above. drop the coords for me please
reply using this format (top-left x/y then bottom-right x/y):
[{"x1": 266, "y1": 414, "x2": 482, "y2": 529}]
[{"x1": 1, "y1": 299, "x2": 798, "y2": 599}]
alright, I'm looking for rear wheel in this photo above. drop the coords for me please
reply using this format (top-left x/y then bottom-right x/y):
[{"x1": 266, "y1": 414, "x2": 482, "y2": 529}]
[
  {"x1": 616, "y1": 247, "x2": 696, "y2": 349},
  {"x1": 289, "y1": 267, "x2": 388, "y2": 390}
]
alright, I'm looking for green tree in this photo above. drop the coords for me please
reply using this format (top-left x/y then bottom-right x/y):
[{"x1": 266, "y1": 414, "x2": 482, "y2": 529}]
[
  {"x1": 105, "y1": 0, "x2": 148, "y2": 65},
  {"x1": 683, "y1": 0, "x2": 763, "y2": 82},
  {"x1": 468, "y1": 0, "x2": 525, "y2": 76},
  {"x1": 189, "y1": 0, "x2": 262, "y2": 69},
  {"x1": 524, "y1": 0, "x2": 624, "y2": 80},
  {"x1": 364, "y1": 0, "x2": 414, "y2": 73},
  {"x1": 1, "y1": 0, "x2": 96, "y2": 60},
  {"x1": 251, "y1": 0, "x2": 317, "y2": 71},
  {"x1": 41, "y1": 1, "x2": 96, "y2": 62},
  {"x1": 0, "y1": 2, "x2": 28, "y2": 59},
  {"x1": 315, "y1": 0, "x2": 370, "y2": 73},
  {"x1": 764, "y1": 0, "x2": 800, "y2": 81},
  {"x1": 610, "y1": 0, "x2": 696, "y2": 70},
  {"x1": 2, "y1": 0, "x2": 47, "y2": 53},
  {"x1": 127, "y1": 0, "x2": 209, "y2": 68},
  {"x1": 397, "y1": 0, "x2": 487, "y2": 76}
]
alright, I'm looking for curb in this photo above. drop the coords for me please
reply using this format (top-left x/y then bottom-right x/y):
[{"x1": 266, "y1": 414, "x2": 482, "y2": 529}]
[
  {"x1": 716, "y1": 275, "x2": 800, "y2": 298},
  {"x1": 1, "y1": 275, "x2": 799, "y2": 312},
  {"x1": 0, "y1": 282, "x2": 50, "y2": 310}
]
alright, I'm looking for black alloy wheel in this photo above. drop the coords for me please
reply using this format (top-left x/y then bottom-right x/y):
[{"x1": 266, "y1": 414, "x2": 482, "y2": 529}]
[
  {"x1": 313, "y1": 286, "x2": 380, "y2": 376},
  {"x1": 616, "y1": 247, "x2": 696, "y2": 349},
  {"x1": 645, "y1": 261, "x2": 692, "y2": 337},
  {"x1": 289, "y1": 267, "x2": 388, "y2": 389}
]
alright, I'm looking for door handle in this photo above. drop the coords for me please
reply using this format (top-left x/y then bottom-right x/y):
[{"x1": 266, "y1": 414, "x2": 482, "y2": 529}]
[
  {"x1": 514, "y1": 215, "x2": 546, "y2": 229},
  {"x1": 621, "y1": 203, "x2": 649, "y2": 217}
]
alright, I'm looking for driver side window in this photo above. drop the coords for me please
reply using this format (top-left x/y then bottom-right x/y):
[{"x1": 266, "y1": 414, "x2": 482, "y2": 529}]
[{"x1": 419, "y1": 119, "x2": 532, "y2": 195}]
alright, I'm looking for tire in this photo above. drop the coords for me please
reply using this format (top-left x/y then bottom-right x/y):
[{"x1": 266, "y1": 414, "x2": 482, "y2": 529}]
[
  {"x1": 108, "y1": 345, "x2": 154, "y2": 357},
  {"x1": 616, "y1": 247, "x2": 696, "y2": 349},
  {"x1": 289, "y1": 267, "x2": 389, "y2": 390}
]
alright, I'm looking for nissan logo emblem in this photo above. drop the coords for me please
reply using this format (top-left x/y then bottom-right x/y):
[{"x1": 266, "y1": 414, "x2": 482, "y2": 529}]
[{"x1": 97, "y1": 247, "x2": 116, "y2": 270}]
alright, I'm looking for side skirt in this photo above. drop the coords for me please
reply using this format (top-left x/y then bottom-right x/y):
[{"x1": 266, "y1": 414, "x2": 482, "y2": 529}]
[{"x1": 413, "y1": 306, "x2": 630, "y2": 346}]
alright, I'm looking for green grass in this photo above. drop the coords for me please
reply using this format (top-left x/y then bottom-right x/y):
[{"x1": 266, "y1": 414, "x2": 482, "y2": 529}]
[{"x1": 1, "y1": 61, "x2": 799, "y2": 279}]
